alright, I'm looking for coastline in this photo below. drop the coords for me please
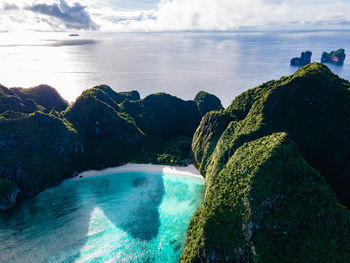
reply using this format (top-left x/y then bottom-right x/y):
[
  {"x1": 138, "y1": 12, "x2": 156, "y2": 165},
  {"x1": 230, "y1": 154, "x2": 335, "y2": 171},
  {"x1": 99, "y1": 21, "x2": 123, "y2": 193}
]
[{"x1": 75, "y1": 163, "x2": 204, "y2": 179}]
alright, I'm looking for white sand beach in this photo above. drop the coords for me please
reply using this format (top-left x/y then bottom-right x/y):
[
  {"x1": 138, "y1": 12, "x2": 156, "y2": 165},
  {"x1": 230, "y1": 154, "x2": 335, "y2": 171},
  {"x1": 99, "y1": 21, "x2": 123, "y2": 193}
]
[{"x1": 75, "y1": 163, "x2": 203, "y2": 179}]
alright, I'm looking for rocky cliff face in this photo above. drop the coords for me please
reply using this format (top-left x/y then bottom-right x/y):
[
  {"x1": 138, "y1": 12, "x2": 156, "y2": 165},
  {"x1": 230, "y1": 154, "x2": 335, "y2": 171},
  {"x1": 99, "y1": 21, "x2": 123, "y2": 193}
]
[
  {"x1": 10, "y1": 85, "x2": 69, "y2": 112},
  {"x1": 321, "y1": 49, "x2": 346, "y2": 65},
  {"x1": 290, "y1": 51, "x2": 312, "y2": 66},
  {"x1": 181, "y1": 63, "x2": 350, "y2": 262},
  {"x1": 194, "y1": 91, "x2": 223, "y2": 116},
  {"x1": 0, "y1": 112, "x2": 81, "y2": 198},
  {"x1": 0, "y1": 178, "x2": 19, "y2": 210}
]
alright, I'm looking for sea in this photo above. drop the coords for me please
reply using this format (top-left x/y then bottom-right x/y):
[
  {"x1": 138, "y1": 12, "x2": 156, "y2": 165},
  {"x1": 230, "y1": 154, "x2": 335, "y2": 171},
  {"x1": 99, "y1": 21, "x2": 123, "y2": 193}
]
[
  {"x1": 0, "y1": 30, "x2": 349, "y2": 107},
  {"x1": 0, "y1": 171, "x2": 204, "y2": 262}
]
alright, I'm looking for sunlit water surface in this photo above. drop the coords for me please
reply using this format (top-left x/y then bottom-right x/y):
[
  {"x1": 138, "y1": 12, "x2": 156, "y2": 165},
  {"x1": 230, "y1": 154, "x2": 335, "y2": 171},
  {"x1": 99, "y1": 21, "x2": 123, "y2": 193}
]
[
  {"x1": 0, "y1": 30, "x2": 349, "y2": 107},
  {"x1": 0, "y1": 171, "x2": 204, "y2": 263}
]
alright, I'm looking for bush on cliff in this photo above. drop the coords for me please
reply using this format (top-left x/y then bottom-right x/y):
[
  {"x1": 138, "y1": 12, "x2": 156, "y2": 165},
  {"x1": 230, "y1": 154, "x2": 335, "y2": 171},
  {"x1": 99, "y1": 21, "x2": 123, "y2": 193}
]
[
  {"x1": 183, "y1": 63, "x2": 350, "y2": 262},
  {"x1": 182, "y1": 133, "x2": 350, "y2": 262}
]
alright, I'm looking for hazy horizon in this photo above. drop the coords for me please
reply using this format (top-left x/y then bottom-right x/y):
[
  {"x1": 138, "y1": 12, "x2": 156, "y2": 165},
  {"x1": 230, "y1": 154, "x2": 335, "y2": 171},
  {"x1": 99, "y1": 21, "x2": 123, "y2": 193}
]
[{"x1": 0, "y1": 30, "x2": 349, "y2": 107}]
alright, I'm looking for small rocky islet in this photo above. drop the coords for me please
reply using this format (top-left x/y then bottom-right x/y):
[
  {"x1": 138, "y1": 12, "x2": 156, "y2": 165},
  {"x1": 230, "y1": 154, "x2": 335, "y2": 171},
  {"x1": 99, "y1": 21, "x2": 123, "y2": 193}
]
[
  {"x1": 321, "y1": 48, "x2": 346, "y2": 65},
  {"x1": 290, "y1": 51, "x2": 312, "y2": 66},
  {"x1": 1, "y1": 63, "x2": 350, "y2": 262},
  {"x1": 291, "y1": 48, "x2": 346, "y2": 66}
]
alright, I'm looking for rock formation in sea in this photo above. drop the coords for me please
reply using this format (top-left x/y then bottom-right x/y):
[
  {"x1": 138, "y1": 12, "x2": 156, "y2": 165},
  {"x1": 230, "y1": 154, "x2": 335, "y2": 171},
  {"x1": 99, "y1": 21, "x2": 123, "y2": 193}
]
[
  {"x1": 290, "y1": 51, "x2": 312, "y2": 66},
  {"x1": 321, "y1": 48, "x2": 346, "y2": 65}
]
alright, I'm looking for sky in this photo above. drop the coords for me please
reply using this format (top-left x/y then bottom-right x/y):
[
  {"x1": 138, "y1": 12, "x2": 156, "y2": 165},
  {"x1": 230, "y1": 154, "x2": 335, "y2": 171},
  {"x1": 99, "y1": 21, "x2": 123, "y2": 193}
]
[{"x1": 0, "y1": 0, "x2": 350, "y2": 32}]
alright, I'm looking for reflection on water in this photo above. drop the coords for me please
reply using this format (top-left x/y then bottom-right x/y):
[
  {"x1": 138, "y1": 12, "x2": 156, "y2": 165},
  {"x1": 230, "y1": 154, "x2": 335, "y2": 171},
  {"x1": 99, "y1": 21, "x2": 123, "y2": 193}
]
[
  {"x1": 0, "y1": 171, "x2": 204, "y2": 263},
  {"x1": 0, "y1": 30, "x2": 349, "y2": 106}
]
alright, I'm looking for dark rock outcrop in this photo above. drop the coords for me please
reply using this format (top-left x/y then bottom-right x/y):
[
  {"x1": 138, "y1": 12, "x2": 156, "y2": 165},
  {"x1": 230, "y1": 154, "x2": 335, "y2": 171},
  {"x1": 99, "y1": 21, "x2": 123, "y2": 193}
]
[
  {"x1": 290, "y1": 51, "x2": 312, "y2": 66},
  {"x1": 120, "y1": 93, "x2": 202, "y2": 140},
  {"x1": 0, "y1": 178, "x2": 19, "y2": 210},
  {"x1": 194, "y1": 91, "x2": 223, "y2": 116},
  {"x1": 11, "y1": 85, "x2": 69, "y2": 112},
  {"x1": 0, "y1": 84, "x2": 41, "y2": 114},
  {"x1": 321, "y1": 48, "x2": 346, "y2": 65},
  {"x1": 0, "y1": 111, "x2": 81, "y2": 198},
  {"x1": 93, "y1": 85, "x2": 140, "y2": 104},
  {"x1": 63, "y1": 88, "x2": 144, "y2": 170}
]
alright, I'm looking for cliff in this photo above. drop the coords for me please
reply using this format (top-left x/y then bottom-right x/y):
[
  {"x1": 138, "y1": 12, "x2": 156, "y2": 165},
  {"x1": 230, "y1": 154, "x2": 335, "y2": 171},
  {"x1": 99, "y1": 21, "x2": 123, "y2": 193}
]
[
  {"x1": 194, "y1": 91, "x2": 223, "y2": 116},
  {"x1": 0, "y1": 84, "x2": 221, "y2": 206},
  {"x1": 290, "y1": 51, "x2": 312, "y2": 66},
  {"x1": 181, "y1": 63, "x2": 350, "y2": 262},
  {"x1": 321, "y1": 48, "x2": 346, "y2": 65},
  {"x1": 0, "y1": 111, "x2": 81, "y2": 198}
]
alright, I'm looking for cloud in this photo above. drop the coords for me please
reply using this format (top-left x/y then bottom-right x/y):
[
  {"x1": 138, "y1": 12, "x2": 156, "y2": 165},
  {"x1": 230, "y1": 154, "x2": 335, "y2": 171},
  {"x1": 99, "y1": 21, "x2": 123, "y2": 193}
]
[
  {"x1": 105, "y1": 0, "x2": 350, "y2": 31},
  {"x1": 25, "y1": 0, "x2": 98, "y2": 30},
  {"x1": 0, "y1": 0, "x2": 350, "y2": 32},
  {"x1": 2, "y1": 3, "x2": 19, "y2": 11}
]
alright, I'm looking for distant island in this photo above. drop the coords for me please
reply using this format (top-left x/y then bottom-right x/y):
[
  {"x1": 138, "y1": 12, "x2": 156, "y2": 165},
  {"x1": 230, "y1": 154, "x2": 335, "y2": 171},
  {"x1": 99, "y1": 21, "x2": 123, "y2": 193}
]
[
  {"x1": 69, "y1": 34, "x2": 80, "y2": 37},
  {"x1": 290, "y1": 51, "x2": 312, "y2": 66},
  {"x1": 0, "y1": 63, "x2": 350, "y2": 262},
  {"x1": 321, "y1": 48, "x2": 346, "y2": 65}
]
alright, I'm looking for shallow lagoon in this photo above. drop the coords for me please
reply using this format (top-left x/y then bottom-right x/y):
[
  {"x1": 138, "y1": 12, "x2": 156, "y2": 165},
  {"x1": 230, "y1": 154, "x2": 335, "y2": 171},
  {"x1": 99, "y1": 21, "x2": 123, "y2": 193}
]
[{"x1": 0, "y1": 171, "x2": 204, "y2": 263}]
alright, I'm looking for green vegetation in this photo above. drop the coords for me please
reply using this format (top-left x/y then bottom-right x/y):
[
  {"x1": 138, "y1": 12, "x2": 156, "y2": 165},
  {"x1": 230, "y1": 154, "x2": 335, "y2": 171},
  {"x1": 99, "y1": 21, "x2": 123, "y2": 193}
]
[
  {"x1": 182, "y1": 63, "x2": 350, "y2": 262},
  {"x1": 194, "y1": 91, "x2": 223, "y2": 116},
  {"x1": 11, "y1": 85, "x2": 69, "y2": 112},
  {"x1": 0, "y1": 111, "x2": 81, "y2": 198},
  {"x1": 118, "y1": 90, "x2": 140, "y2": 101},
  {"x1": 0, "y1": 84, "x2": 41, "y2": 114},
  {"x1": 133, "y1": 136, "x2": 193, "y2": 166},
  {"x1": 63, "y1": 87, "x2": 144, "y2": 170},
  {"x1": 93, "y1": 85, "x2": 140, "y2": 103},
  {"x1": 290, "y1": 51, "x2": 312, "y2": 67},
  {"x1": 0, "y1": 82, "x2": 208, "y2": 206},
  {"x1": 182, "y1": 133, "x2": 350, "y2": 262},
  {"x1": 120, "y1": 92, "x2": 201, "y2": 140},
  {"x1": 321, "y1": 48, "x2": 346, "y2": 64}
]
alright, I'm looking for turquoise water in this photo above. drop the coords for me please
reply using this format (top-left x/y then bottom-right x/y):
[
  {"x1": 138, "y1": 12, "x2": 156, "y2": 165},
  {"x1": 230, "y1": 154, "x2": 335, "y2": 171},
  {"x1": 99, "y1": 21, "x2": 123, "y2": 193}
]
[{"x1": 0, "y1": 171, "x2": 204, "y2": 263}]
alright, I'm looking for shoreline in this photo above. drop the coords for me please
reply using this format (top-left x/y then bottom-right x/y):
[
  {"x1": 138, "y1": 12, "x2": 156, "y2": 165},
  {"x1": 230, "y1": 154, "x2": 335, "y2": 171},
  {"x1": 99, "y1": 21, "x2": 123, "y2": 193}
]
[{"x1": 75, "y1": 163, "x2": 204, "y2": 179}]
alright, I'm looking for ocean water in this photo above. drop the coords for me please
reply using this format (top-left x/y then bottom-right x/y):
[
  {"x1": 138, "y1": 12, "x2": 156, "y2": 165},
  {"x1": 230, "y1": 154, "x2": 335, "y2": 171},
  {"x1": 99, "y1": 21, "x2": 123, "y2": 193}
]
[
  {"x1": 0, "y1": 171, "x2": 204, "y2": 263},
  {"x1": 0, "y1": 30, "x2": 349, "y2": 107}
]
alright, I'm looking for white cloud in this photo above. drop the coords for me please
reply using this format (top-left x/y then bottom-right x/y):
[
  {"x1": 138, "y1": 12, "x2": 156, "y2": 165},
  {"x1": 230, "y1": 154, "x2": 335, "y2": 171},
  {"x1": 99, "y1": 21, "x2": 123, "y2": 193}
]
[
  {"x1": 0, "y1": 0, "x2": 350, "y2": 32},
  {"x1": 121, "y1": 0, "x2": 350, "y2": 31}
]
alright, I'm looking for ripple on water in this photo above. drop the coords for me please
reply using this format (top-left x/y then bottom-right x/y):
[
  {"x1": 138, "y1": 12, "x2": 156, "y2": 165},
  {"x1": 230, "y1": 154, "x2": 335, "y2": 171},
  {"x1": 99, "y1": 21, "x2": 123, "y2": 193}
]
[{"x1": 0, "y1": 171, "x2": 204, "y2": 263}]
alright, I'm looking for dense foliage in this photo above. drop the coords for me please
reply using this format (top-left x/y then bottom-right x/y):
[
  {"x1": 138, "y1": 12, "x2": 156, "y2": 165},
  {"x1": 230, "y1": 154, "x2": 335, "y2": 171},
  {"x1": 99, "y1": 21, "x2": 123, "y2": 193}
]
[
  {"x1": 0, "y1": 85, "x2": 217, "y2": 207},
  {"x1": 182, "y1": 63, "x2": 350, "y2": 262},
  {"x1": 0, "y1": 111, "x2": 81, "y2": 198},
  {"x1": 11, "y1": 85, "x2": 69, "y2": 112},
  {"x1": 194, "y1": 91, "x2": 223, "y2": 116},
  {"x1": 182, "y1": 133, "x2": 350, "y2": 262},
  {"x1": 120, "y1": 92, "x2": 201, "y2": 140},
  {"x1": 63, "y1": 88, "x2": 144, "y2": 170}
]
